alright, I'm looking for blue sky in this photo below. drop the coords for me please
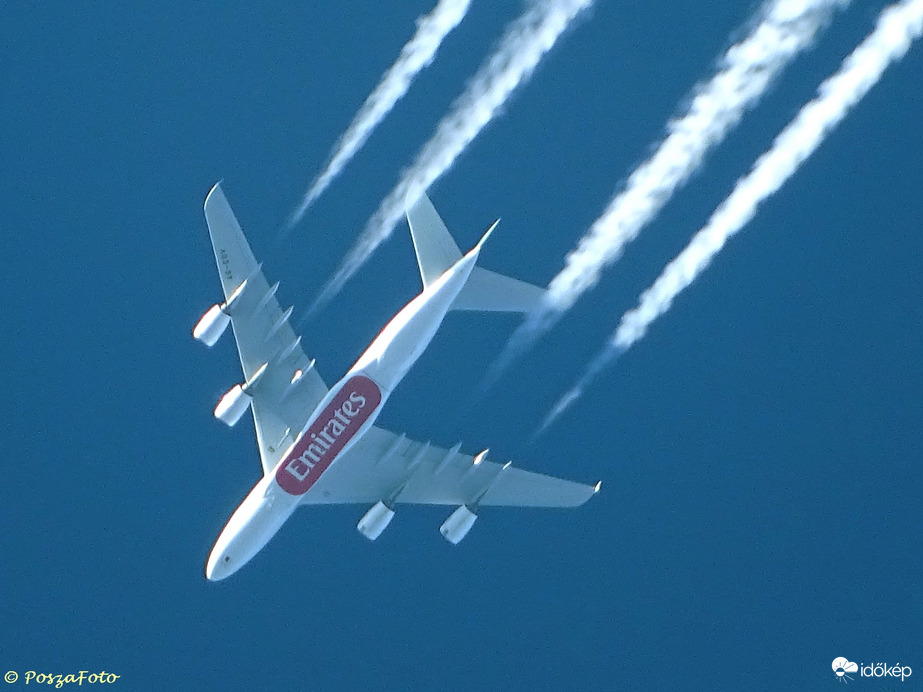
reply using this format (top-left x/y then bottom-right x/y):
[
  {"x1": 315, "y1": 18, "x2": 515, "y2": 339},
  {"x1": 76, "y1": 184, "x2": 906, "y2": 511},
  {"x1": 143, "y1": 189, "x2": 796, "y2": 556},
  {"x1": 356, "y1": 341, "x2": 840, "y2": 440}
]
[{"x1": 1, "y1": 1, "x2": 920, "y2": 689}]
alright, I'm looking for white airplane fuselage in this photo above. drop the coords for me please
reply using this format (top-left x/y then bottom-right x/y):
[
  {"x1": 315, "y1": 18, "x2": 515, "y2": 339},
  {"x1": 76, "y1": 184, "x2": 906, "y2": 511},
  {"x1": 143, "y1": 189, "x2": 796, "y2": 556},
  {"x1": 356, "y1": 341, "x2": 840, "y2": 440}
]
[{"x1": 205, "y1": 242, "x2": 484, "y2": 580}]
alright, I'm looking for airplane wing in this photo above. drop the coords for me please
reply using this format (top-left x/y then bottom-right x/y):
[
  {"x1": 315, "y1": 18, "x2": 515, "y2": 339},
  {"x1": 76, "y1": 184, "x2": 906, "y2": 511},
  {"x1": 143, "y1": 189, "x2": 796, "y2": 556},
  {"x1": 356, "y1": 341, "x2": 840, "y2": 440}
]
[
  {"x1": 203, "y1": 183, "x2": 328, "y2": 474},
  {"x1": 301, "y1": 426, "x2": 598, "y2": 507}
]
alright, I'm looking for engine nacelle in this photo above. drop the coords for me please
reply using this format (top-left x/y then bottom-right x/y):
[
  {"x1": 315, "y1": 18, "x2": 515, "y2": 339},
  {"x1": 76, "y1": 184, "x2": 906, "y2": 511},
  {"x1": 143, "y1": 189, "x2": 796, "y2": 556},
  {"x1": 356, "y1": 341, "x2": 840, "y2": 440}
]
[
  {"x1": 357, "y1": 501, "x2": 395, "y2": 541},
  {"x1": 439, "y1": 505, "x2": 477, "y2": 545},
  {"x1": 214, "y1": 384, "x2": 253, "y2": 427},
  {"x1": 193, "y1": 304, "x2": 231, "y2": 347}
]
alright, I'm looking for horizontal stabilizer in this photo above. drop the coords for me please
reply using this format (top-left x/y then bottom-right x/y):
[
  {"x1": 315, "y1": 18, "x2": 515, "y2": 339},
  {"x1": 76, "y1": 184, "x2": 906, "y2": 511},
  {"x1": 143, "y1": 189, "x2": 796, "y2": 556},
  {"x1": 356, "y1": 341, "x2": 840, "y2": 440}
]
[
  {"x1": 452, "y1": 267, "x2": 545, "y2": 313},
  {"x1": 406, "y1": 193, "x2": 462, "y2": 288}
]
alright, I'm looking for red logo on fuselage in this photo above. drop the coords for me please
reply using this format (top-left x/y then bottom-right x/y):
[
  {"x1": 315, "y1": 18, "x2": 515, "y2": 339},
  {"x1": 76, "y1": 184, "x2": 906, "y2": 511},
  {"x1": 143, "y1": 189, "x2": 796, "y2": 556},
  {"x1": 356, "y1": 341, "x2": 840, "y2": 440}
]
[{"x1": 275, "y1": 375, "x2": 382, "y2": 495}]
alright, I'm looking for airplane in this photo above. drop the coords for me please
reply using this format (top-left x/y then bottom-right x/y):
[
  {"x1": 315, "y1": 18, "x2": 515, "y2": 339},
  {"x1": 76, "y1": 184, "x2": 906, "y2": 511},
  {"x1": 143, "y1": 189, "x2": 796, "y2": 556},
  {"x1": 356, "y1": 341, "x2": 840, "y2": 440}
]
[{"x1": 194, "y1": 183, "x2": 600, "y2": 580}]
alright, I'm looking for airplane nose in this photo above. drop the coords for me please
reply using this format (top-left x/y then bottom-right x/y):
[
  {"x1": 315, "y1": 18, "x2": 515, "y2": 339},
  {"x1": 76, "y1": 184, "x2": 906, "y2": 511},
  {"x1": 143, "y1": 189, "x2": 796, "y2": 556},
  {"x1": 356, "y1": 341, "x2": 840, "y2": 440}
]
[{"x1": 205, "y1": 551, "x2": 231, "y2": 581}]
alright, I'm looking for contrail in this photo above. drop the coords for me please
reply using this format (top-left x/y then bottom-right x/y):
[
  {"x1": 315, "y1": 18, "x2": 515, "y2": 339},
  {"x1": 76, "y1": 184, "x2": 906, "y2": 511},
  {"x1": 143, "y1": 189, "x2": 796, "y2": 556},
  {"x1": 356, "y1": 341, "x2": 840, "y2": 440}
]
[
  {"x1": 537, "y1": 0, "x2": 923, "y2": 436},
  {"x1": 309, "y1": 0, "x2": 594, "y2": 315},
  {"x1": 287, "y1": 0, "x2": 472, "y2": 228},
  {"x1": 484, "y1": 0, "x2": 847, "y2": 390}
]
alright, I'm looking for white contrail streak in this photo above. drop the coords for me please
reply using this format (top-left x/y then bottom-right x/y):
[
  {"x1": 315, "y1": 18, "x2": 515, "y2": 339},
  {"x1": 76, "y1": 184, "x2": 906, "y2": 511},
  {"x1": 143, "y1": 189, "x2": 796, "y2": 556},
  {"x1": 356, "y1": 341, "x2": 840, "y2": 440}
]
[
  {"x1": 538, "y1": 0, "x2": 923, "y2": 436},
  {"x1": 288, "y1": 0, "x2": 472, "y2": 227},
  {"x1": 486, "y1": 0, "x2": 846, "y2": 389},
  {"x1": 309, "y1": 0, "x2": 594, "y2": 315}
]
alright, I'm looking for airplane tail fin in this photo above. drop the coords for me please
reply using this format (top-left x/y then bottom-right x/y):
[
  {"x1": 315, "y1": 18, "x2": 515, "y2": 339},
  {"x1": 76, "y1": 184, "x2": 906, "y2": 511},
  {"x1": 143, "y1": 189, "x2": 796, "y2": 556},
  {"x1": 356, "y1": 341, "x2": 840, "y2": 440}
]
[{"x1": 405, "y1": 193, "x2": 545, "y2": 313}]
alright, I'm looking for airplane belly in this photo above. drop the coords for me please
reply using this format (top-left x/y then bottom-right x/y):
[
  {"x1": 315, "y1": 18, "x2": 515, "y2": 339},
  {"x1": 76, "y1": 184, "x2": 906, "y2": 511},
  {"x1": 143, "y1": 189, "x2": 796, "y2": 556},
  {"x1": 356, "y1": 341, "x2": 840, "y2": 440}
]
[
  {"x1": 232, "y1": 494, "x2": 294, "y2": 563},
  {"x1": 350, "y1": 252, "x2": 477, "y2": 390}
]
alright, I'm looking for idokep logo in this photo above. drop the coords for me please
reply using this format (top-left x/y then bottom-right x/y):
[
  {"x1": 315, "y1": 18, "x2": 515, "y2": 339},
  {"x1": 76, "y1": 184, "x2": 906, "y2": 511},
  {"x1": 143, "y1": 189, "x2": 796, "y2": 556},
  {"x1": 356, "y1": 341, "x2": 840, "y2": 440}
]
[
  {"x1": 831, "y1": 657, "x2": 913, "y2": 683},
  {"x1": 832, "y1": 658, "x2": 858, "y2": 683}
]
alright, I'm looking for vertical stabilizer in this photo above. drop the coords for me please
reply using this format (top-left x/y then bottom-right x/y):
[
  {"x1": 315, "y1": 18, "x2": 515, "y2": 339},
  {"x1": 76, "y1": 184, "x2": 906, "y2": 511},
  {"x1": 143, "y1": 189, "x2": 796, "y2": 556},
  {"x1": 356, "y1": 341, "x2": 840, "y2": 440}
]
[{"x1": 406, "y1": 193, "x2": 462, "y2": 287}]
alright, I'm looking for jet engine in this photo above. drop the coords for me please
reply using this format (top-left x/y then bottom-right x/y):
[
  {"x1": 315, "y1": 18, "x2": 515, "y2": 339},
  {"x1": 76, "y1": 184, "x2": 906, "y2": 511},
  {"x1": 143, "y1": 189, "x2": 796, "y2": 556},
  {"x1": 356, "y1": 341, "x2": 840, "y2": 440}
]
[
  {"x1": 357, "y1": 501, "x2": 395, "y2": 541},
  {"x1": 213, "y1": 384, "x2": 252, "y2": 427},
  {"x1": 439, "y1": 505, "x2": 477, "y2": 545},
  {"x1": 193, "y1": 304, "x2": 231, "y2": 347},
  {"x1": 193, "y1": 279, "x2": 249, "y2": 347},
  {"x1": 213, "y1": 363, "x2": 267, "y2": 427}
]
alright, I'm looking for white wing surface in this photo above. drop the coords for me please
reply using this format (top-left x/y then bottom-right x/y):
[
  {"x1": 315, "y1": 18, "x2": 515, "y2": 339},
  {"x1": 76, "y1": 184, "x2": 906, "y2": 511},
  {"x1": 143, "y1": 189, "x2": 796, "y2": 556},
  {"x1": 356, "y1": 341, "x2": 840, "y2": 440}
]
[
  {"x1": 203, "y1": 183, "x2": 328, "y2": 474},
  {"x1": 302, "y1": 426, "x2": 598, "y2": 507}
]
